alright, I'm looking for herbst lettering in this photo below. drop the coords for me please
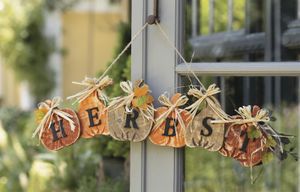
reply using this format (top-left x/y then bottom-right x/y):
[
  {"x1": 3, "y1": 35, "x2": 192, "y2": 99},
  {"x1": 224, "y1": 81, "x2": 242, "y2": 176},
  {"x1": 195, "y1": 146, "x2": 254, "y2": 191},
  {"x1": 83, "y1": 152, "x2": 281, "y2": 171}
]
[
  {"x1": 86, "y1": 107, "x2": 102, "y2": 127},
  {"x1": 49, "y1": 119, "x2": 68, "y2": 142},
  {"x1": 162, "y1": 117, "x2": 178, "y2": 137},
  {"x1": 124, "y1": 109, "x2": 139, "y2": 129}
]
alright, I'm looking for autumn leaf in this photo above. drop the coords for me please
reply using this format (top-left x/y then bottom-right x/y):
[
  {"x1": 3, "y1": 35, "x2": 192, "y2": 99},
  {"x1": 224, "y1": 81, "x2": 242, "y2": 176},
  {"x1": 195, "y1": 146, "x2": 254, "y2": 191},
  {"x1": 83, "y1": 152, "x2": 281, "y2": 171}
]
[
  {"x1": 34, "y1": 108, "x2": 48, "y2": 124},
  {"x1": 247, "y1": 125, "x2": 262, "y2": 139},
  {"x1": 266, "y1": 135, "x2": 277, "y2": 148},
  {"x1": 134, "y1": 85, "x2": 149, "y2": 97},
  {"x1": 262, "y1": 152, "x2": 274, "y2": 164}
]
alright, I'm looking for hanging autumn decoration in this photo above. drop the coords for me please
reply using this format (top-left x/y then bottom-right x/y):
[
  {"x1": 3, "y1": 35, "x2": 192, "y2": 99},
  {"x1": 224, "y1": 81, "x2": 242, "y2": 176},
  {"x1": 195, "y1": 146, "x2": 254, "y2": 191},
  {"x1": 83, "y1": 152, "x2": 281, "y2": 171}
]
[
  {"x1": 32, "y1": 97, "x2": 81, "y2": 151},
  {"x1": 185, "y1": 84, "x2": 229, "y2": 151},
  {"x1": 149, "y1": 93, "x2": 190, "y2": 148},
  {"x1": 67, "y1": 76, "x2": 113, "y2": 138},
  {"x1": 107, "y1": 80, "x2": 155, "y2": 142},
  {"x1": 218, "y1": 105, "x2": 295, "y2": 168}
]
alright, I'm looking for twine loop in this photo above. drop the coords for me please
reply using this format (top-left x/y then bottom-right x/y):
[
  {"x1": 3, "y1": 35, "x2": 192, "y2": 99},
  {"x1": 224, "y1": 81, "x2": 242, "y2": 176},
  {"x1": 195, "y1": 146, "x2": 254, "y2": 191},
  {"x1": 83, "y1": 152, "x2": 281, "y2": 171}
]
[{"x1": 32, "y1": 97, "x2": 76, "y2": 140}]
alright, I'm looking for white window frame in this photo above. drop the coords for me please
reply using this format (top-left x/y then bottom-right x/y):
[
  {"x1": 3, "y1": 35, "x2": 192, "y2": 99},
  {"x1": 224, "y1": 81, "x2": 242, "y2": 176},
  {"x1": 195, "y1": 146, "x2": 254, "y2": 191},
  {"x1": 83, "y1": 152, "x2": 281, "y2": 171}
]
[{"x1": 131, "y1": 1, "x2": 300, "y2": 192}]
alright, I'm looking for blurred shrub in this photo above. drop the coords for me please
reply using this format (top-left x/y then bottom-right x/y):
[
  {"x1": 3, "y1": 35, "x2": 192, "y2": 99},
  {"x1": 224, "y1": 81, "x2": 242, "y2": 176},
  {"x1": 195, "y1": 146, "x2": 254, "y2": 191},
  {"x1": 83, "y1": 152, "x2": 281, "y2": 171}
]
[{"x1": 0, "y1": 0, "x2": 55, "y2": 101}]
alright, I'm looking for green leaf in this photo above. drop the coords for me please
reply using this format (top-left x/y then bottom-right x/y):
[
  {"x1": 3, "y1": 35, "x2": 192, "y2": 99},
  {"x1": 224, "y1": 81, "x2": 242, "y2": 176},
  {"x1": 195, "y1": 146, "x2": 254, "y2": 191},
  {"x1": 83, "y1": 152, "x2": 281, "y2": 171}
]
[
  {"x1": 262, "y1": 152, "x2": 274, "y2": 164},
  {"x1": 266, "y1": 136, "x2": 277, "y2": 148},
  {"x1": 247, "y1": 126, "x2": 262, "y2": 139},
  {"x1": 136, "y1": 95, "x2": 147, "y2": 107}
]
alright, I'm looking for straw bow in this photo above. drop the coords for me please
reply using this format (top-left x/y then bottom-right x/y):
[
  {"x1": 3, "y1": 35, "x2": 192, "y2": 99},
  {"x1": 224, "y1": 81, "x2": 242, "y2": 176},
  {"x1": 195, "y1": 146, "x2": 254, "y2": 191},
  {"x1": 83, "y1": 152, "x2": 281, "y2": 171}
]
[
  {"x1": 235, "y1": 105, "x2": 270, "y2": 125},
  {"x1": 67, "y1": 75, "x2": 113, "y2": 104},
  {"x1": 186, "y1": 84, "x2": 231, "y2": 122},
  {"x1": 154, "y1": 93, "x2": 189, "y2": 130},
  {"x1": 32, "y1": 97, "x2": 76, "y2": 140},
  {"x1": 107, "y1": 81, "x2": 155, "y2": 121}
]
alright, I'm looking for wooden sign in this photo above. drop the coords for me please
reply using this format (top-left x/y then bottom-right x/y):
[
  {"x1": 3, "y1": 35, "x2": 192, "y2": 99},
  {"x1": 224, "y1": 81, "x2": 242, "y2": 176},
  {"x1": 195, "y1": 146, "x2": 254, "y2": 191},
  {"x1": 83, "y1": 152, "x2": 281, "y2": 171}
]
[
  {"x1": 185, "y1": 105, "x2": 224, "y2": 151},
  {"x1": 108, "y1": 107, "x2": 153, "y2": 142},
  {"x1": 149, "y1": 93, "x2": 190, "y2": 148},
  {"x1": 78, "y1": 91, "x2": 109, "y2": 138},
  {"x1": 41, "y1": 108, "x2": 81, "y2": 151}
]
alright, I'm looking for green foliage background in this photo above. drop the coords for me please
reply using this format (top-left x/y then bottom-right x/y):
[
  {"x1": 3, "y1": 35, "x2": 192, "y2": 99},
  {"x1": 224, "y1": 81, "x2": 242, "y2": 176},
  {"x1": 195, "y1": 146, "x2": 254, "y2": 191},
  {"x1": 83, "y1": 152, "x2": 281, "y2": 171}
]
[{"x1": 0, "y1": 0, "x2": 55, "y2": 101}]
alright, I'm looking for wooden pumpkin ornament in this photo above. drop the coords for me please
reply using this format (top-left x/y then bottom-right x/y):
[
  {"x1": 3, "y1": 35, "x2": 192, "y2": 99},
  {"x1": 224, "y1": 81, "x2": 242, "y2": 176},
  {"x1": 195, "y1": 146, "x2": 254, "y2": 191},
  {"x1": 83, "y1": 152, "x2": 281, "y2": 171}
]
[
  {"x1": 185, "y1": 84, "x2": 229, "y2": 151},
  {"x1": 32, "y1": 97, "x2": 80, "y2": 151},
  {"x1": 149, "y1": 93, "x2": 191, "y2": 148},
  {"x1": 67, "y1": 76, "x2": 113, "y2": 138},
  {"x1": 107, "y1": 80, "x2": 155, "y2": 142}
]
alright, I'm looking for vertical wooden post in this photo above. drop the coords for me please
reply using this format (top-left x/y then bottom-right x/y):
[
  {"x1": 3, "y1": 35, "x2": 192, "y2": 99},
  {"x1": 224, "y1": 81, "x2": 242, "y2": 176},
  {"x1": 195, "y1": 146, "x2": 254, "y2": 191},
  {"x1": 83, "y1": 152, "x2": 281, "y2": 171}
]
[{"x1": 131, "y1": 0, "x2": 183, "y2": 191}]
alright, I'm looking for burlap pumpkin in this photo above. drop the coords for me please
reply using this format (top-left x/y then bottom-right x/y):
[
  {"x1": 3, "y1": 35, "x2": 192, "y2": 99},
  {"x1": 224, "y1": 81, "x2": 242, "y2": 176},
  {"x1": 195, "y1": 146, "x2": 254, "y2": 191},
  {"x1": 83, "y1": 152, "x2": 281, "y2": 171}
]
[
  {"x1": 67, "y1": 76, "x2": 112, "y2": 138},
  {"x1": 185, "y1": 84, "x2": 228, "y2": 151},
  {"x1": 107, "y1": 80, "x2": 154, "y2": 142},
  {"x1": 33, "y1": 98, "x2": 81, "y2": 151},
  {"x1": 108, "y1": 107, "x2": 153, "y2": 142},
  {"x1": 149, "y1": 93, "x2": 191, "y2": 148},
  {"x1": 185, "y1": 105, "x2": 225, "y2": 151}
]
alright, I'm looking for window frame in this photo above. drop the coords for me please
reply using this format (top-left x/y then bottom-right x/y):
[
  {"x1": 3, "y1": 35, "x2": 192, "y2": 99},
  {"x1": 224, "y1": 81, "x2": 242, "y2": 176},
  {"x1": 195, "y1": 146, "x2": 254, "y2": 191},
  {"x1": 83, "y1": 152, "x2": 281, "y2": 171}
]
[{"x1": 130, "y1": 1, "x2": 300, "y2": 192}]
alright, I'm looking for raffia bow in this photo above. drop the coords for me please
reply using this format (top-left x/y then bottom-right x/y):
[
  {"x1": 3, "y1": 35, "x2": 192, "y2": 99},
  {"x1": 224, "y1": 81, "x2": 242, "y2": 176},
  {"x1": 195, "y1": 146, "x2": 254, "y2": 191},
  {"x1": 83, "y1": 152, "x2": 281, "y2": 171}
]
[
  {"x1": 154, "y1": 94, "x2": 189, "y2": 130},
  {"x1": 211, "y1": 105, "x2": 270, "y2": 125},
  {"x1": 186, "y1": 84, "x2": 231, "y2": 122},
  {"x1": 32, "y1": 97, "x2": 76, "y2": 140},
  {"x1": 107, "y1": 81, "x2": 155, "y2": 121},
  {"x1": 67, "y1": 75, "x2": 113, "y2": 105}
]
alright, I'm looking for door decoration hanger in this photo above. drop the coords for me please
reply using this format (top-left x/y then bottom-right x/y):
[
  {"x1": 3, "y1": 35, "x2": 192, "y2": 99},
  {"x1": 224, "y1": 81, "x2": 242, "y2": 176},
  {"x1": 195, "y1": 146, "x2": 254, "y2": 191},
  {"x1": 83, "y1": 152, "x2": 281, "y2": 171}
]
[
  {"x1": 32, "y1": 97, "x2": 81, "y2": 151},
  {"x1": 149, "y1": 93, "x2": 191, "y2": 148},
  {"x1": 107, "y1": 80, "x2": 155, "y2": 142},
  {"x1": 185, "y1": 84, "x2": 229, "y2": 151},
  {"x1": 67, "y1": 76, "x2": 113, "y2": 138},
  {"x1": 219, "y1": 105, "x2": 295, "y2": 168}
]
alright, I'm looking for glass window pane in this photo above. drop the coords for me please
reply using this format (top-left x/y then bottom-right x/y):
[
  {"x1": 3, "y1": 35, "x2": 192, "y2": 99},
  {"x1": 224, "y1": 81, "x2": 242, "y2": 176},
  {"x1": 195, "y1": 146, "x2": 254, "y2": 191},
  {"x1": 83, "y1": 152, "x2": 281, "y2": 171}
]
[{"x1": 182, "y1": 76, "x2": 299, "y2": 192}]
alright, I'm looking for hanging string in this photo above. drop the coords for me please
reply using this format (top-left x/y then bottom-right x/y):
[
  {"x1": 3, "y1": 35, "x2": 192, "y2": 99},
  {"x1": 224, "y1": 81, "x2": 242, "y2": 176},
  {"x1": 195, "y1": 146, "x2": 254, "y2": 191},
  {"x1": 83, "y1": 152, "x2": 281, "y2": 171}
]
[
  {"x1": 68, "y1": 22, "x2": 148, "y2": 103},
  {"x1": 155, "y1": 20, "x2": 205, "y2": 89},
  {"x1": 98, "y1": 22, "x2": 149, "y2": 81}
]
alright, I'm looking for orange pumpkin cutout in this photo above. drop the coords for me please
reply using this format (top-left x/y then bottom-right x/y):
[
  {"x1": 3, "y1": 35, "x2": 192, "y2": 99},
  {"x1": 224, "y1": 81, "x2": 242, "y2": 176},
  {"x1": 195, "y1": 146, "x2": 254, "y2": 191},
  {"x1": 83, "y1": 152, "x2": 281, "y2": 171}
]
[
  {"x1": 149, "y1": 93, "x2": 191, "y2": 148},
  {"x1": 41, "y1": 109, "x2": 81, "y2": 151},
  {"x1": 107, "y1": 80, "x2": 155, "y2": 142},
  {"x1": 33, "y1": 98, "x2": 81, "y2": 151},
  {"x1": 78, "y1": 91, "x2": 109, "y2": 138},
  {"x1": 68, "y1": 76, "x2": 113, "y2": 138},
  {"x1": 219, "y1": 106, "x2": 267, "y2": 167}
]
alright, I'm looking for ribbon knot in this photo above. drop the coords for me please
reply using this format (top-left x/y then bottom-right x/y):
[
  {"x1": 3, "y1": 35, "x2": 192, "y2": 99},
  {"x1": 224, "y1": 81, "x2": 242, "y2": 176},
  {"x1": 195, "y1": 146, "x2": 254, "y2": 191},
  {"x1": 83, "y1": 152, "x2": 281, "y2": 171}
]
[
  {"x1": 32, "y1": 97, "x2": 76, "y2": 140},
  {"x1": 107, "y1": 81, "x2": 155, "y2": 121},
  {"x1": 154, "y1": 93, "x2": 189, "y2": 130},
  {"x1": 186, "y1": 84, "x2": 230, "y2": 123},
  {"x1": 236, "y1": 105, "x2": 270, "y2": 125},
  {"x1": 67, "y1": 75, "x2": 113, "y2": 104}
]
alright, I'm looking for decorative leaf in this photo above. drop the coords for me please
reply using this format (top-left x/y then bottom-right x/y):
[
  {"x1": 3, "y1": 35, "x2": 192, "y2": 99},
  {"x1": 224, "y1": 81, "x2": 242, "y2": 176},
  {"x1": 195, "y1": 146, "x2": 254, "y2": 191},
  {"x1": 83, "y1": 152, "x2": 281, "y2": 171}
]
[
  {"x1": 134, "y1": 85, "x2": 149, "y2": 97},
  {"x1": 262, "y1": 152, "x2": 274, "y2": 164},
  {"x1": 146, "y1": 95, "x2": 154, "y2": 104},
  {"x1": 247, "y1": 126, "x2": 262, "y2": 139},
  {"x1": 34, "y1": 108, "x2": 48, "y2": 124},
  {"x1": 266, "y1": 135, "x2": 277, "y2": 148}
]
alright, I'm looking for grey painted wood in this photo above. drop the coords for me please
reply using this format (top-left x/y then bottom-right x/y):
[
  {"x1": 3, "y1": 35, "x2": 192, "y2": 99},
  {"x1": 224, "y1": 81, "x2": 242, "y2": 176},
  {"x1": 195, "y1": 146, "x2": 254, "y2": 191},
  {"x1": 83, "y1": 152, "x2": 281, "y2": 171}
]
[
  {"x1": 192, "y1": 0, "x2": 199, "y2": 37},
  {"x1": 176, "y1": 62, "x2": 300, "y2": 76},
  {"x1": 131, "y1": 1, "x2": 183, "y2": 192},
  {"x1": 130, "y1": 0, "x2": 147, "y2": 192}
]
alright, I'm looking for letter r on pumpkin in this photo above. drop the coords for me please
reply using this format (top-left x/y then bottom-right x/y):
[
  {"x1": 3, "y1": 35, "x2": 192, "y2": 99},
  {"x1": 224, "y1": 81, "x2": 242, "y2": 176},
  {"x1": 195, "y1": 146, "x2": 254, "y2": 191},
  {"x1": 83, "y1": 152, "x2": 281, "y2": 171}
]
[
  {"x1": 124, "y1": 109, "x2": 139, "y2": 129},
  {"x1": 50, "y1": 119, "x2": 68, "y2": 142}
]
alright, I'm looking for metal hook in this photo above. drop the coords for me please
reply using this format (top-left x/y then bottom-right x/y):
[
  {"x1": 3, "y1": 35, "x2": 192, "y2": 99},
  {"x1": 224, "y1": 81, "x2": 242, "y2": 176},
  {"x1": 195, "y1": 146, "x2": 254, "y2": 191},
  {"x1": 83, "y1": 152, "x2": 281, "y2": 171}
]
[{"x1": 147, "y1": 0, "x2": 160, "y2": 25}]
